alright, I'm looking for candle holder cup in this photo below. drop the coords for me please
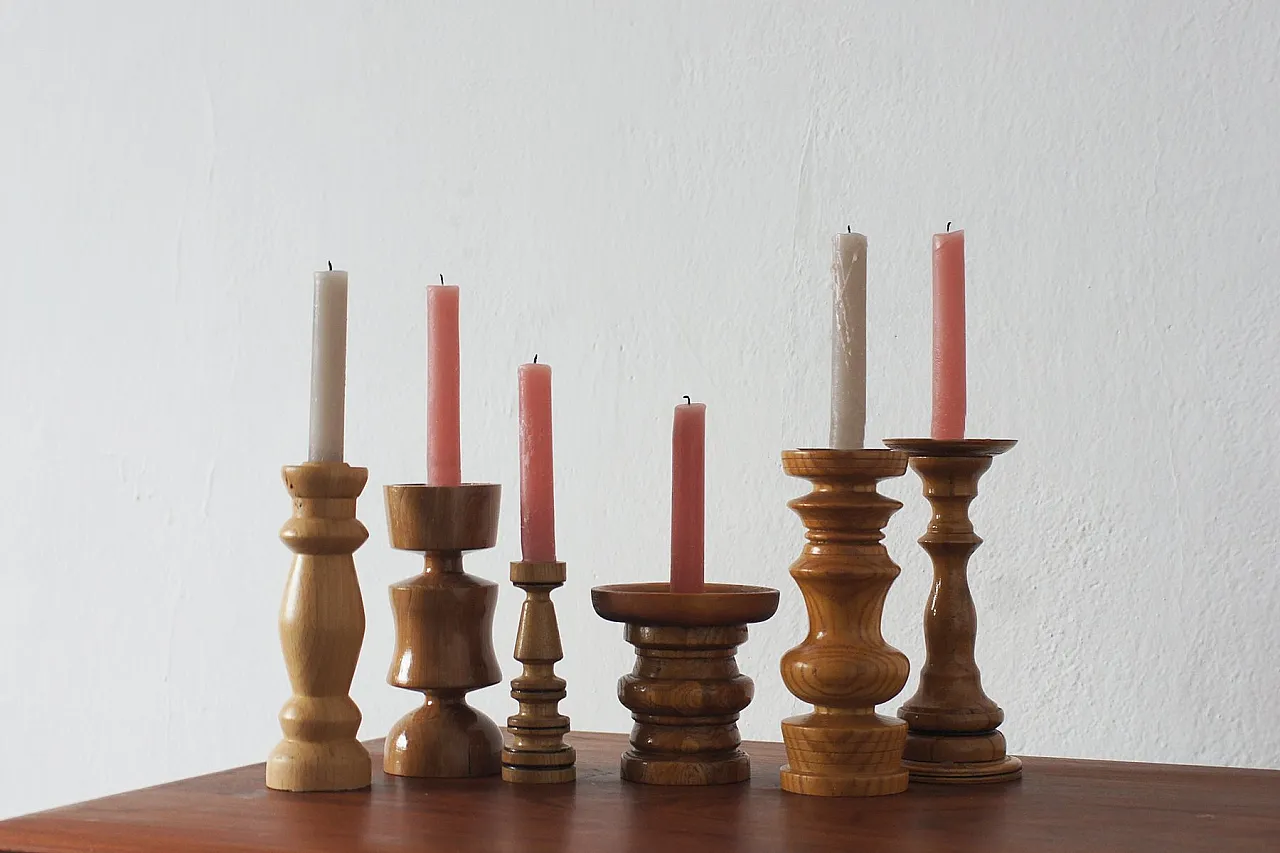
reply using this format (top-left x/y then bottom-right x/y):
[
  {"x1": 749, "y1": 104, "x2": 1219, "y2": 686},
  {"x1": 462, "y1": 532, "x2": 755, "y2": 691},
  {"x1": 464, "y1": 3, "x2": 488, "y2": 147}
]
[
  {"x1": 266, "y1": 462, "x2": 372, "y2": 792},
  {"x1": 779, "y1": 448, "x2": 912, "y2": 797},
  {"x1": 502, "y1": 559, "x2": 576, "y2": 783},
  {"x1": 591, "y1": 583, "x2": 779, "y2": 786},
  {"x1": 882, "y1": 438, "x2": 1022, "y2": 784},
  {"x1": 382, "y1": 483, "x2": 504, "y2": 778}
]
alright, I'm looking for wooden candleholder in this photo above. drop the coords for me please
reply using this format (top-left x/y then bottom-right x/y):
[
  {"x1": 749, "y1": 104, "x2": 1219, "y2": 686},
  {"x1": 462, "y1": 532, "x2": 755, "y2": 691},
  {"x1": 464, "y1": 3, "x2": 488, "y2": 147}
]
[
  {"x1": 779, "y1": 448, "x2": 912, "y2": 797},
  {"x1": 382, "y1": 483, "x2": 503, "y2": 778},
  {"x1": 883, "y1": 438, "x2": 1022, "y2": 784},
  {"x1": 591, "y1": 583, "x2": 779, "y2": 786},
  {"x1": 266, "y1": 462, "x2": 372, "y2": 792},
  {"x1": 501, "y1": 560, "x2": 575, "y2": 783}
]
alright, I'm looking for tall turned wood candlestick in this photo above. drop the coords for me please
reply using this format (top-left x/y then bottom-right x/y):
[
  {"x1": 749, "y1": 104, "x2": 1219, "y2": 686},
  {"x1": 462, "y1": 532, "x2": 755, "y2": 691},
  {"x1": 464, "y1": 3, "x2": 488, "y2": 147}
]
[
  {"x1": 591, "y1": 583, "x2": 779, "y2": 786},
  {"x1": 779, "y1": 449, "x2": 911, "y2": 797},
  {"x1": 383, "y1": 483, "x2": 503, "y2": 778},
  {"x1": 502, "y1": 560, "x2": 575, "y2": 783},
  {"x1": 266, "y1": 462, "x2": 371, "y2": 792},
  {"x1": 883, "y1": 438, "x2": 1021, "y2": 784}
]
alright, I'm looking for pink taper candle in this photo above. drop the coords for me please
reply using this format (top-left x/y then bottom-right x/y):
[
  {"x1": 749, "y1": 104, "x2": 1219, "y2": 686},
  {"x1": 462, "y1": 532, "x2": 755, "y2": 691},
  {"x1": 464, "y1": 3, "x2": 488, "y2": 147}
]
[
  {"x1": 931, "y1": 229, "x2": 967, "y2": 440},
  {"x1": 427, "y1": 282, "x2": 462, "y2": 486},
  {"x1": 518, "y1": 359, "x2": 556, "y2": 562},
  {"x1": 670, "y1": 399, "x2": 706, "y2": 593}
]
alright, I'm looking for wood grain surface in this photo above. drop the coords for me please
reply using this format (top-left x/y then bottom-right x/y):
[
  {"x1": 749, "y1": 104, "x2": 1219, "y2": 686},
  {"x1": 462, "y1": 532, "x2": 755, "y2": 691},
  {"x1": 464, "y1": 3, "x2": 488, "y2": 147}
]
[{"x1": 1, "y1": 733, "x2": 1276, "y2": 853}]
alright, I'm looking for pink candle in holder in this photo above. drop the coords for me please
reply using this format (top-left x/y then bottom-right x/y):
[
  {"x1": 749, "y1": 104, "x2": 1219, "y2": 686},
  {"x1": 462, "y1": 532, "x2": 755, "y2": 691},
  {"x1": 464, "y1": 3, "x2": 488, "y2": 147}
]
[
  {"x1": 518, "y1": 358, "x2": 556, "y2": 562},
  {"x1": 670, "y1": 399, "x2": 706, "y2": 594},
  {"x1": 931, "y1": 229, "x2": 967, "y2": 440},
  {"x1": 427, "y1": 281, "x2": 462, "y2": 486}
]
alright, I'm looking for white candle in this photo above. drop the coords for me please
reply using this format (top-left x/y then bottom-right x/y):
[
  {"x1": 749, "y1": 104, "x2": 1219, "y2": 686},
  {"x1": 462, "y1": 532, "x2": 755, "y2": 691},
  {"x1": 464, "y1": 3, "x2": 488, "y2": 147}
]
[
  {"x1": 308, "y1": 268, "x2": 348, "y2": 462},
  {"x1": 829, "y1": 231, "x2": 867, "y2": 449}
]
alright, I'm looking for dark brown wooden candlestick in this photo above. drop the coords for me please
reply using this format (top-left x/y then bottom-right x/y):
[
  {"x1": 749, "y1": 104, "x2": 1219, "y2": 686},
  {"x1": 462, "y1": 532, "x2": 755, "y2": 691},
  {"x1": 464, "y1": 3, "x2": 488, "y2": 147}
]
[
  {"x1": 779, "y1": 449, "x2": 912, "y2": 797},
  {"x1": 502, "y1": 560, "x2": 575, "y2": 783},
  {"x1": 382, "y1": 483, "x2": 503, "y2": 778},
  {"x1": 883, "y1": 438, "x2": 1021, "y2": 784},
  {"x1": 591, "y1": 583, "x2": 779, "y2": 786},
  {"x1": 266, "y1": 462, "x2": 372, "y2": 792}
]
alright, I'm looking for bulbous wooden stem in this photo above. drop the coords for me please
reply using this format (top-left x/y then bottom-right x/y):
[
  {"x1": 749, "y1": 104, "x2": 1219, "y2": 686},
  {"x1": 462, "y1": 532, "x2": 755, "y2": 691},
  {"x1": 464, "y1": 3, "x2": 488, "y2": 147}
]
[
  {"x1": 591, "y1": 583, "x2": 779, "y2": 786},
  {"x1": 383, "y1": 483, "x2": 504, "y2": 778},
  {"x1": 779, "y1": 449, "x2": 911, "y2": 798},
  {"x1": 266, "y1": 462, "x2": 371, "y2": 792},
  {"x1": 884, "y1": 438, "x2": 1021, "y2": 784},
  {"x1": 502, "y1": 561, "x2": 575, "y2": 784}
]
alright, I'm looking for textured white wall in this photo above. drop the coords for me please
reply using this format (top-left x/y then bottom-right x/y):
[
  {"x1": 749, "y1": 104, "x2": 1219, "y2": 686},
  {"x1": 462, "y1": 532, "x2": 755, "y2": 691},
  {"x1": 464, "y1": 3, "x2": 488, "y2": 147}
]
[{"x1": 2, "y1": 0, "x2": 1278, "y2": 818}]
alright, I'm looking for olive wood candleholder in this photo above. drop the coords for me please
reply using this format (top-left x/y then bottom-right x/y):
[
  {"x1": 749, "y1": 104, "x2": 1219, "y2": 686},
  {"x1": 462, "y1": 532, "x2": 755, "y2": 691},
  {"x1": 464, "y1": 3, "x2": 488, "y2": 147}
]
[
  {"x1": 883, "y1": 438, "x2": 1022, "y2": 784},
  {"x1": 501, "y1": 559, "x2": 575, "y2": 783},
  {"x1": 382, "y1": 483, "x2": 503, "y2": 778},
  {"x1": 779, "y1": 448, "x2": 912, "y2": 798},
  {"x1": 266, "y1": 462, "x2": 372, "y2": 792},
  {"x1": 591, "y1": 583, "x2": 779, "y2": 786}
]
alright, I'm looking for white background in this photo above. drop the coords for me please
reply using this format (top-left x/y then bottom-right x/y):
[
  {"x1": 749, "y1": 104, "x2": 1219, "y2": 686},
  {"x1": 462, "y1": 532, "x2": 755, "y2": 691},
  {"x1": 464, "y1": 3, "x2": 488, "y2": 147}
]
[{"x1": 2, "y1": 1, "x2": 1278, "y2": 817}]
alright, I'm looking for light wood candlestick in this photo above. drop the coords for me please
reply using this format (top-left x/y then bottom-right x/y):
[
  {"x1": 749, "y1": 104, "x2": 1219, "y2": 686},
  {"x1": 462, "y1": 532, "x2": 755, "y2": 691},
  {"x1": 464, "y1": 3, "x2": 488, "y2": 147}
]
[
  {"x1": 779, "y1": 449, "x2": 911, "y2": 797},
  {"x1": 382, "y1": 483, "x2": 503, "y2": 778},
  {"x1": 591, "y1": 583, "x2": 779, "y2": 786},
  {"x1": 883, "y1": 438, "x2": 1022, "y2": 784},
  {"x1": 502, "y1": 560, "x2": 575, "y2": 783},
  {"x1": 266, "y1": 462, "x2": 371, "y2": 792}
]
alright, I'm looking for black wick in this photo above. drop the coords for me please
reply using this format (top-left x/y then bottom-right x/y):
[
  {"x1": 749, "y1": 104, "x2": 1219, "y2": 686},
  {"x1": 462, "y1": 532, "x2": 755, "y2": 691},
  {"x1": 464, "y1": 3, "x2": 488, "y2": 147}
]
[
  {"x1": 947, "y1": 222, "x2": 952, "y2": 232},
  {"x1": 439, "y1": 273, "x2": 445, "y2": 285},
  {"x1": 533, "y1": 354, "x2": 538, "y2": 364},
  {"x1": 683, "y1": 395, "x2": 691, "y2": 405},
  {"x1": 847, "y1": 225, "x2": 852, "y2": 234},
  {"x1": 328, "y1": 260, "x2": 333, "y2": 271}
]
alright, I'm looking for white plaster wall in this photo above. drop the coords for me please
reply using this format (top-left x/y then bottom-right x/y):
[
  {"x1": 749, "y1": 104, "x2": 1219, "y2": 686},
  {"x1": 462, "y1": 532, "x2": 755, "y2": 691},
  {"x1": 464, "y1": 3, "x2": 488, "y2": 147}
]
[{"x1": 2, "y1": 0, "x2": 1278, "y2": 818}]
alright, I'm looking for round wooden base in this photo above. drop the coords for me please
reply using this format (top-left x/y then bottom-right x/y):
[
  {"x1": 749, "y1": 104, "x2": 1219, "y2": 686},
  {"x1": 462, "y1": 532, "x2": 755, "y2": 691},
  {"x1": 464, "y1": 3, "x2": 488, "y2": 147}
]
[
  {"x1": 904, "y1": 755, "x2": 1023, "y2": 784},
  {"x1": 383, "y1": 694, "x2": 502, "y2": 778},
  {"x1": 621, "y1": 750, "x2": 750, "y2": 786},
  {"x1": 501, "y1": 744, "x2": 577, "y2": 784},
  {"x1": 779, "y1": 765, "x2": 908, "y2": 798},
  {"x1": 266, "y1": 738, "x2": 371, "y2": 793},
  {"x1": 780, "y1": 712, "x2": 909, "y2": 798}
]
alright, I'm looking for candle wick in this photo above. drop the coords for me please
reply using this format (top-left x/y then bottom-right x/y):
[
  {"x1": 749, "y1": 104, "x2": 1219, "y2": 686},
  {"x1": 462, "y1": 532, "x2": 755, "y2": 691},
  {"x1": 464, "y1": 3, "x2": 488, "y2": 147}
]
[
  {"x1": 947, "y1": 222, "x2": 952, "y2": 232},
  {"x1": 533, "y1": 354, "x2": 538, "y2": 364},
  {"x1": 847, "y1": 225, "x2": 851, "y2": 233},
  {"x1": 439, "y1": 273, "x2": 445, "y2": 285},
  {"x1": 328, "y1": 260, "x2": 333, "y2": 271},
  {"x1": 683, "y1": 395, "x2": 691, "y2": 405}
]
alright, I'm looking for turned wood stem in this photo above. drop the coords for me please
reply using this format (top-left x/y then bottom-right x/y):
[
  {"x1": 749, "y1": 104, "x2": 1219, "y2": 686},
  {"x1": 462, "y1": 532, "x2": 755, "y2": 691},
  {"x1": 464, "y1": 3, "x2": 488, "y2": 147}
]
[
  {"x1": 884, "y1": 437, "x2": 1022, "y2": 784},
  {"x1": 266, "y1": 462, "x2": 372, "y2": 793},
  {"x1": 779, "y1": 449, "x2": 911, "y2": 798},
  {"x1": 502, "y1": 561, "x2": 575, "y2": 784}
]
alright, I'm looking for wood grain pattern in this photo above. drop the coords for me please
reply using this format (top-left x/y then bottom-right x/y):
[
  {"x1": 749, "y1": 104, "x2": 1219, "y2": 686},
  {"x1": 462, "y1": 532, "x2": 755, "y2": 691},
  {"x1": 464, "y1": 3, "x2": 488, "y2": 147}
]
[
  {"x1": 382, "y1": 483, "x2": 503, "y2": 779},
  {"x1": 502, "y1": 560, "x2": 575, "y2": 784},
  {"x1": 592, "y1": 583, "x2": 779, "y2": 786},
  {"x1": 779, "y1": 448, "x2": 912, "y2": 797},
  {"x1": 2, "y1": 733, "x2": 1277, "y2": 853},
  {"x1": 266, "y1": 462, "x2": 372, "y2": 793},
  {"x1": 884, "y1": 438, "x2": 1022, "y2": 784}
]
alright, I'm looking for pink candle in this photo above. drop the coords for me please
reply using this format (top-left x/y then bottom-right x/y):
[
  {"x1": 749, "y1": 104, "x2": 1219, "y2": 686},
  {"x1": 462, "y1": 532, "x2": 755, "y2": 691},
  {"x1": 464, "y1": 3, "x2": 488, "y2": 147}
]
[
  {"x1": 427, "y1": 283, "x2": 462, "y2": 486},
  {"x1": 518, "y1": 359, "x2": 556, "y2": 562},
  {"x1": 931, "y1": 229, "x2": 967, "y2": 440},
  {"x1": 670, "y1": 399, "x2": 706, "y2": 594}
]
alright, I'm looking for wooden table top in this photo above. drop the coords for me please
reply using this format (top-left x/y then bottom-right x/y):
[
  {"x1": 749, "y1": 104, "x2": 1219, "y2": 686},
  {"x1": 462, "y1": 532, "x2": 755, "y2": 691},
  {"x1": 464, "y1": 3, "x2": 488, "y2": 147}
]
[{"x1": 1, "y1": 732, "x2": 1276, "y2": 853}]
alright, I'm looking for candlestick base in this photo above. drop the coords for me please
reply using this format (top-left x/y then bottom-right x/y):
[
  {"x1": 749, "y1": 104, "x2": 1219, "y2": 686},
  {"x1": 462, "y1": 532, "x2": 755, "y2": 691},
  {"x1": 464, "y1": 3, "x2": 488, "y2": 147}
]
[
  {"x1": 502, "y1": 560, "x2": 575, "y2": 784},
  {"x1": 382, "y1": 483, "x2": 504, "y2": 779},
  {"x1": 266, "y1": 462, "x2": 372, "y2": 792},
  {"x1": 778, "y1": 449, "x2": 912, "y2": 797},
  {"x1": 591, "y1": 583, "x2": 779, "y2": 786},
  {"x1": 883, "y1": 438, "x2": 1022, "y2": 785}
]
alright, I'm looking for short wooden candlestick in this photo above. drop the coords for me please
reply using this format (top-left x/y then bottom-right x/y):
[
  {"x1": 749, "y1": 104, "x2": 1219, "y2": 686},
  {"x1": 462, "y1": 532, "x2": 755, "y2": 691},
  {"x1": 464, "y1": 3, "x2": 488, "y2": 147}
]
[
  {"x1": 779, "y1": 449, "x2": 912, "y2": 797},
  {"x1": 590, "y1": 583, "x2": 779, "y2": 786},
  {"x1": 266, "y1": 462, "x2": 372, "y2": 792},
  {"x1": 883, "y1": 438, "x2": 1022, "y2": 784},
  {"x1": 502, "y1": 560, "x2": 575, "y2": 784},
  {"x1": 382, "y1": 483, "x2": 503, "y2": 778}
]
